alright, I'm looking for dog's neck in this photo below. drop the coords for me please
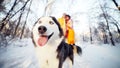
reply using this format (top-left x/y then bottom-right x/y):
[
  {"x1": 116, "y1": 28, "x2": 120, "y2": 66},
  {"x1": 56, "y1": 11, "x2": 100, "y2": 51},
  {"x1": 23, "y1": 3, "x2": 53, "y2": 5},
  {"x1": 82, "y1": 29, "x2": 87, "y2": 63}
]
[{"x1": 49, "y1": 36, "x2": 64, "y2": 47}]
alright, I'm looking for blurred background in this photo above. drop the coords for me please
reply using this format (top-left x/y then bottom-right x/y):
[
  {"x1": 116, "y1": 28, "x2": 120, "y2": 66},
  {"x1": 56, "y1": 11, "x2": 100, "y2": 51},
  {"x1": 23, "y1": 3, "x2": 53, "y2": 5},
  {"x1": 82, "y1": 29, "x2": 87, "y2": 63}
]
[{"x1": 0, "y1": 0, "x2": 120, "y2": 46}]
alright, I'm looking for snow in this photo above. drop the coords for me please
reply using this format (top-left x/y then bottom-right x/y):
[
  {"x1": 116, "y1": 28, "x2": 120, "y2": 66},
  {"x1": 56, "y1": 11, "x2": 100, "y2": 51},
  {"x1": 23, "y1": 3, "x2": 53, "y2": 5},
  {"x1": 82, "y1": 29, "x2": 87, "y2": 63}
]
[
  {"x1": 0, "y1": 38, "x2": 120, "y2": 68},
  {"x1": 0, "y1": 38, "x2": 39, "y2": 68},
  {"x1": 81, "y1": 43, "x2": 120, "y2": 68}
]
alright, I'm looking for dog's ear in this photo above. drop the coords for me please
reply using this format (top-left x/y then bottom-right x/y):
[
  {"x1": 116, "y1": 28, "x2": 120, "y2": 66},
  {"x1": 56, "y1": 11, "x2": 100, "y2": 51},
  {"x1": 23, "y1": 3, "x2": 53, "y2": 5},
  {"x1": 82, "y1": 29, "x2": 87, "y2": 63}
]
[
  {"x1": 50, "y1": 16, "x2": 63, "y2": 37},
  {"x1": 32, "y1": 17, "x2": 41, "y2": 28}
]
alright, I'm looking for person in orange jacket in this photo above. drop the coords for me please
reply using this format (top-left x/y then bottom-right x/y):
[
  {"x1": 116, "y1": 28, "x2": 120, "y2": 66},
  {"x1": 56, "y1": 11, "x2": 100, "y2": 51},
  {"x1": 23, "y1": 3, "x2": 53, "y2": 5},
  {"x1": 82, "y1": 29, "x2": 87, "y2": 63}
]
[
  {"x1": 58, "y1": 13, "x2": 75, "y2": 45},
  {"x1": 65, "y1": 14, "x2": 75, "y2": 45}
]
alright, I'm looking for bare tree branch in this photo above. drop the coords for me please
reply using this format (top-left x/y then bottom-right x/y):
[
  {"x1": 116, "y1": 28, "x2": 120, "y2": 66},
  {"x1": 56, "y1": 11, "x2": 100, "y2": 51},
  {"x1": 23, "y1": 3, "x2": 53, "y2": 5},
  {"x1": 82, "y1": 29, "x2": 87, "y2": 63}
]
[
  {"x1": 20, "y1": 0, "x2": 32, "y2": 39},
  {"x1": 0, "y1": 0, "x2": 18, "y2": 31},
  {"x1": 112, "y1": 0, "x2": 120, "y2": 10},
  {"x1": 98, "y1": 0, "x2": 115, "y2": 46},
  {"x1": 13, "y1": 8, "x2": 24, "y2": 38},
  {"x1": 109, "y1": 15, "x2": 120, "y2": 34},
  {"x1": 9, "y1": 0, "x2": 30, "y2": 19},
  {"x1": 2, "y1": 0, "x2": 18, "y2": 21}
]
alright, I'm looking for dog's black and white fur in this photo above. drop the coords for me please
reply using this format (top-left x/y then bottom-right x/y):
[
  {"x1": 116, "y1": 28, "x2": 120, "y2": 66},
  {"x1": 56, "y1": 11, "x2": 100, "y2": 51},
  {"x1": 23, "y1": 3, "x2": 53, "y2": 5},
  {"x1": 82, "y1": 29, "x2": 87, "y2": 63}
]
[{"x1": 32, "y1": 16, "x2": 82, "y2": 68}]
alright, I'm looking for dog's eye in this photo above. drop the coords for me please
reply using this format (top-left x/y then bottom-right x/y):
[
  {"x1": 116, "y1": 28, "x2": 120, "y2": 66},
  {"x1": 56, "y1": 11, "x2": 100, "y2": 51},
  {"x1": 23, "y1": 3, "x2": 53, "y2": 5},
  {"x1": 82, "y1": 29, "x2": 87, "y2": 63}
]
[
  {"x1": 49, "y1": 21, "x2": 54, "y2": 25},
  {"x1": 39, "y1": 21, "x2": 42, "y2": 23}
]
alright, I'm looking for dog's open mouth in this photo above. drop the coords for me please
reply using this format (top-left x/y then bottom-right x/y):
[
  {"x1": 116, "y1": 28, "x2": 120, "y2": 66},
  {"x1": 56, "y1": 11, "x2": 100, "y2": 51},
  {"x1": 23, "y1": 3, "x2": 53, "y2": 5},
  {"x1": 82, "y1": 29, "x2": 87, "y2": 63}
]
[{"x1": 38, "y1": 32, "x2": 54, "y2": 46}]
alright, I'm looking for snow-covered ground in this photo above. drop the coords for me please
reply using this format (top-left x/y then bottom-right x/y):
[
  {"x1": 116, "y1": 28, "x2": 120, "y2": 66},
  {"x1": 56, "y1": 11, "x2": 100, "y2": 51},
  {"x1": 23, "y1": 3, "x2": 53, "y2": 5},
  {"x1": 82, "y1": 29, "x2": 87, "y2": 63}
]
[{"x1": 0, "y1": 38, "x2": 120, "y2": 68}]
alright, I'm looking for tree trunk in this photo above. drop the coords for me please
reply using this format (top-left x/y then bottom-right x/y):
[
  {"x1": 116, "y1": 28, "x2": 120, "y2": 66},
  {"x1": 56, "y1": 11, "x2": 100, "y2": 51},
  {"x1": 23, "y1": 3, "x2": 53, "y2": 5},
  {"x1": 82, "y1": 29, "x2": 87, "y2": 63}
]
[
  {"x1": 103, "y1": 33, "x2": 108, "y2": 44},
  {"x1": 103, "y1": 13, "x2": 115, "y2": 46},
  {"x1": 99, "y1": 1, "x2": 115, "y2": 46},
  {"x1": 114, "y1": 23, "x2": 120, "y2": 34},
  {"x1": 82, "y1": 34, "x2": 85, "y2": 42},
  {"x1": 90, "y1": 27, "x2": 93, "y2": 44}
]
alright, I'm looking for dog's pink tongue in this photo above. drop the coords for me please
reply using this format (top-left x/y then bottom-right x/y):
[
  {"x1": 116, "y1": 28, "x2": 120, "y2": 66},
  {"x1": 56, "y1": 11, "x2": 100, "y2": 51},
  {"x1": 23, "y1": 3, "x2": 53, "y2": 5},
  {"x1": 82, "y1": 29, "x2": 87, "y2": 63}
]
[{"x1": 38, "y1": 36, "x2": 48, "y2": 46}]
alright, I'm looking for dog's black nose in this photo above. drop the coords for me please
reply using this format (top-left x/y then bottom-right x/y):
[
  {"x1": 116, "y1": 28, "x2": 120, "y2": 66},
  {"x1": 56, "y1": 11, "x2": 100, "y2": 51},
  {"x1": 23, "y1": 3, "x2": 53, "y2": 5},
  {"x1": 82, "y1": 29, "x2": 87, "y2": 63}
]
[{"x1": 38, "y1": 26, "x2": 47, "y2": 34}]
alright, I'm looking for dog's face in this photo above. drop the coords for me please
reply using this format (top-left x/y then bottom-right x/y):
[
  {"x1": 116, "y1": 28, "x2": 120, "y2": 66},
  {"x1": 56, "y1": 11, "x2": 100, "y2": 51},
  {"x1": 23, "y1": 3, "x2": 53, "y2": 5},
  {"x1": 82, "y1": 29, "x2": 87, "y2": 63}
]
[{"x1": 32, "y1": 16, "x2": 63, "y2": 47}]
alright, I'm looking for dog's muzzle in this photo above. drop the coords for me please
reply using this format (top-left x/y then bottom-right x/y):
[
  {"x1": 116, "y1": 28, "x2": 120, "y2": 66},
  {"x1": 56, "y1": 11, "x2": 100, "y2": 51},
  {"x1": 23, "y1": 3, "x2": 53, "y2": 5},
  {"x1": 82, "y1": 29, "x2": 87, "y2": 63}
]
[
  {"x1": 38, "y1": 26, "x2": 47, "y2": 34},
  {"x1": 37, "y1": 32, "x2": 54, "y2": 46},
  {"x1": 37, "y1": 26, "x2": 54, "y2": 46}
]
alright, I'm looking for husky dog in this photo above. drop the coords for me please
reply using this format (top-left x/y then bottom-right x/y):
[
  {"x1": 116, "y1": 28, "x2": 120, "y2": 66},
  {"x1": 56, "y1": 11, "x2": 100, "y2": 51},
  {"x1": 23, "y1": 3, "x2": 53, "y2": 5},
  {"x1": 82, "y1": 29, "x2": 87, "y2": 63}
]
[{"x1": 32, "y1": 16, "x2": 82, "y2": 68}]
